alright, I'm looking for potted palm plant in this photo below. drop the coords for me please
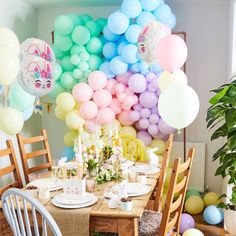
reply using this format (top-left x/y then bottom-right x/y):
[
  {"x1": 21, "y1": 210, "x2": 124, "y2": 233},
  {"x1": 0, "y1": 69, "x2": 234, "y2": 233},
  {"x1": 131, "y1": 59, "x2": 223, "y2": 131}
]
[{"x1": 206, "y1": 77, "x2": 236, "y2": 234}]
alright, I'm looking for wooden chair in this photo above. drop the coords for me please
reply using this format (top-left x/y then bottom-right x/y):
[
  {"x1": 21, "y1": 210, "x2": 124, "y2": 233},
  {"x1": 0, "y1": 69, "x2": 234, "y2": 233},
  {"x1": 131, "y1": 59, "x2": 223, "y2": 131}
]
[
  {"x1": 146, "y1": 133, "x2": 174, "y2": 212},
  {"x1": 139, "y1": 148, "x2": 195, "y2": 236},
  {"x1": 0, "y1": 140, "x2": 23, "y2": 236},
  {"x1": 17, "y1": 129, "x2": 52, "y2": 184}
]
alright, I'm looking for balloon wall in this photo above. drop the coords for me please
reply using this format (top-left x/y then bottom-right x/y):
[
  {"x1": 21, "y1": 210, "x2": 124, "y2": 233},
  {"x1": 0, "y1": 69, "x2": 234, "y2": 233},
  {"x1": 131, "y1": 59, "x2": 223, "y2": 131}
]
[{"x1": 50, "y1": 0, "x2": 199, "y2": 150}]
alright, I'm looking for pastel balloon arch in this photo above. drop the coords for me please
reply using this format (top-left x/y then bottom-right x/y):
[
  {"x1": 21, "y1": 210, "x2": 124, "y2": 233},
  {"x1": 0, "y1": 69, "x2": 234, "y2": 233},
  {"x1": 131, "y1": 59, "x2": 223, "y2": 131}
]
[{"x1": 50, "y1": 0, "x2": 199, "y2": 153}]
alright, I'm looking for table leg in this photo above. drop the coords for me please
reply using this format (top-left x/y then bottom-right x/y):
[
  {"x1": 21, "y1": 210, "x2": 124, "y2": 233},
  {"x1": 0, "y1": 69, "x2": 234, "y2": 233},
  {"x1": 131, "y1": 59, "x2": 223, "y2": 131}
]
[{"x1": 117, "y1": 218, "x2": 138, "y2": 236}]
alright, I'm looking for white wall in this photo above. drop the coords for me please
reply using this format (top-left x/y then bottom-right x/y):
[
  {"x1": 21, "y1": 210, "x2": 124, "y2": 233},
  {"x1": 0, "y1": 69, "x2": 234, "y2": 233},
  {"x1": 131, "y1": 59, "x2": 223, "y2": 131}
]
[
  {"x1": 0, "y1": 0, "x2": 40, "y2": 185},
  {"x1": 166, "y1": 0, "x2": 230, "y2": 192}
]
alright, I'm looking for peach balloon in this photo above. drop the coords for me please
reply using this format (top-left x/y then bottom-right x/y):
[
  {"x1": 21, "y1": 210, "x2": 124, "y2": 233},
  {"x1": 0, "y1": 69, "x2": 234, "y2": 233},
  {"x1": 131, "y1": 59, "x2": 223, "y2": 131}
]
[
  {"x1": 110, "y1": 98, "x2": 122, "y2": 114},
  {"x1": 97, "y1": 107, "x2": 115, "y2": 125},
  {"x1": 79, "y1": 101, "x2": 98, "y2": 119},
  {"x1": 72, "y1": 83, "x2": 93, "y2": 102},
  {"x1": 118, "y1": 110, "x2": 134, "y2": 126},
  {"x1": 93, "y1": 89, "x2": 112, "y2": 108},
  {"x1": 88, "y1": 71, "x2": 107, "y2": 90},
  {"x1": 105, "y1": 79, "x2": 118, "y2": 95}
]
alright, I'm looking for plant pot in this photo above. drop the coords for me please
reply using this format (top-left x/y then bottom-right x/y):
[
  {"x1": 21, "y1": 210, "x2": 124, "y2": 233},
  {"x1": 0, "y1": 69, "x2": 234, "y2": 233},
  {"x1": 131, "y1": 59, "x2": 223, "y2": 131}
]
[{"x1": 224, "y1": 209, "x2": 236, "y2": 235}]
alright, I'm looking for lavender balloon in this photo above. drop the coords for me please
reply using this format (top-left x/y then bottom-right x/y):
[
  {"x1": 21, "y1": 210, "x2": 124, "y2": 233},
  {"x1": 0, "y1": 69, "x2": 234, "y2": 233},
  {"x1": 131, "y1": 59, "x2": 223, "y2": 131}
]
[
  {"x1": 179, "y1": 214, "x2": 195, "y2": 234},
  {"x1": 146, "y1": 72, "x2": 156, "y2": 82},
  {"x1": 133, "y1": 103, "x2": 143, "y2": 111},
  {"x1": 128, "y1": 73, "x2": 147, "y2": 93},
  {"x1": 151, "y1": 106, "x2": 159, "y2": 114},
  {"x1": 149, "y1": 114, "x2": 159, "y2": 124},
  {"x1": 140, "y1": 108, "x2": 151, "y2": 118},
  {"x1": 139, "y1": 118, "x2": 150, "y2": 129},
  {"x1": 147, "y1": 83, "x2": 157, "y2": 92},
  {"x1": 139, "y1": 91, "x2": 158, "y2": 108},
  {"x1": 148, "y1": 124, "x2": 159, "y2": 136},
  {"x1": 137, "y1": 131, "x2": 152, "y2": 146},
  {"x1": 158, "y1": 118, "x2": 175, "y2": 135}
]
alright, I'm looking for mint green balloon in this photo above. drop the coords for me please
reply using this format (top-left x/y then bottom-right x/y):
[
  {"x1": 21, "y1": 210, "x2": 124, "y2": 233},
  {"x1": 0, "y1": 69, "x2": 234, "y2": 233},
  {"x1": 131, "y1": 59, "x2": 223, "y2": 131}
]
[
  {"x1": 80, "y1": 14, "x2": 93, "y2": 24},
  {"x1": 96, "y1": 18, "x2": 108, "y2": 29},
  {"x1": 52, "y1": 45, "x2": 68, "y2": 59},
  {"x1": 54, "y1": 15, "x2": 74, "y2": 35},
  {"x1": 80, "y1": 52, "x2": 90, "y2": 61},
  {"x1": 71, "y1": 26, "x2": 90, "y2": 45},
  {"x1": 73, "y1": 69, "x2": 83, "y2": 79},
  {"x1": 86, "y1": 37, "x2": 103, "y2": 54},
  {"x1": 85, "y1": 21, "x2": 101, "y2": 36},
  {"x1": 71, "y1": 55, "x2": 81, "y2": 65},
  {"x1": 78, "y1": 61, "x2": 89, "y2": 71},
  {"x1": 53, "y1": 63, "x2": 62, "y2": 81},
  {"x1": 48, "y1": 81, "x2": 65, "y2": 99},
  {"x1": 186, "y1": 189, "x2": 201, "y2": 200},
  {"x1": 9, "y1": 82, "x2": 35, "y2": 111},
  {"x1": 61, "y1": 56, "x2": 75, "y2": 71},
  {"x1": 70, "y1": 45, "x2": 86, "y2": 55},
  {"x1": 83, "y1": 70, "x2": 92, "y2": 78},
  {"x1": 67, "y1": 13, "x2": 80, "y2": 25},
  {"x1": 54, "y1": 34, "x2": 73, "y2": 52},
  {"x1": 80, "y1": 77, "x2": 88, "y2": 83},
  {"x1": 60, "y1": 72, "x2": 77, "y2": 89},
  {"x1": 88, "y1": 54, "x2": 102, "y2": 70}
]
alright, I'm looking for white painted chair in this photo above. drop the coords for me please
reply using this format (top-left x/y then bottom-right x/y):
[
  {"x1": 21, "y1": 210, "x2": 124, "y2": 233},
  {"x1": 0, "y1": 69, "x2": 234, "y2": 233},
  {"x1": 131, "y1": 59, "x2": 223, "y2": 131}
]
[{"x1": 1, "y1": 188, "x2": 62, "y2": 236}]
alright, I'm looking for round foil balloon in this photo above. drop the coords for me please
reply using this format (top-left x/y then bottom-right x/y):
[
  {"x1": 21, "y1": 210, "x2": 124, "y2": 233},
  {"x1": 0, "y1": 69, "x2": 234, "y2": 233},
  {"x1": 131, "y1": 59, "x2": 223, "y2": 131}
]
[
  {"x1": 138, "y1": 21, "x2": 171, "y2": 64},
  {"x1": 20, "y1": 56, "x2": 54, "y2": 97},
  {"x1": 20, "y1": 38, "x2": 55, "y2": 62}
]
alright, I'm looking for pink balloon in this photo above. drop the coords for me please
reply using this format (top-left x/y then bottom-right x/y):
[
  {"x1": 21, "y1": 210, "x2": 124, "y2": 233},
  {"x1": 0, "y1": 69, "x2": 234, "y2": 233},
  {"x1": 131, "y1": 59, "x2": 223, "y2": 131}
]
[
  {"x1": 93, "y1": 89, "x2": 112, "y2": 108},
  {"x1": 110, "y1": 98, "x2": 122, "y2": 114},
  {"x1": 125, "y1": 87, "x2": 134, "y2": 96},
  {"x1": 139, "y1": 118, "x2": 150, "y2": 129},
  {"x1": 128, "y1": 73, "x2": 147, "y2": 93},
  {"x1": 88, "y1": 71, "x2": 107, "y2": 90},
  {"x1": 122, "y1": 96, "x2": 137, "y2": 110},
  {"x1": 118, "y1": 110, "x2": 134, "y2": 126},
  {"x1": 149, "y1": 114, "x2": 160, "y2": 124},
  {"x1": 105, "y1": 79, "x2": 118, "y2": 95},
  {"x1": 116, "y1": 71, "x2": 132, "y2": 85},
  {"x1": 148, "y1": 124, "x2": 159, "y2": 136},
  {"x1": 135, "y1": 121, "x2": 144, "y2": 131},
  {"x1": 97, "y1": 107, "x2": 115, "y2": 125},
  {"x1": 140, "y1": 108, "x2": 151, "y2": 118},
  {"x1": 115, "y1": 83, "x2": 126, "y2": 94},
  {"x1": 117, "y1": 93, "x2": 127, "y2": 103},
  {"x1": 79, "y1": 101, "x2": 98, "y2": 119},
  {"x1": 158, "y1": 118, "x2": 175, "y2": 135},
  {"x1": 137, "y1": 131, "x2": 152, "y2": 146},
  {"x1": 72, "y1": 83, "x2": 93, "y2": 102},
  {"x1": 156, "y1": 34, "x2": 188, "y2": 72},
  {"x1": 130, "y1": 111, "x2": 140, "y2": 122},
  {"x1": 84, "y1": 119, "x2": 99, "y2": 133}
]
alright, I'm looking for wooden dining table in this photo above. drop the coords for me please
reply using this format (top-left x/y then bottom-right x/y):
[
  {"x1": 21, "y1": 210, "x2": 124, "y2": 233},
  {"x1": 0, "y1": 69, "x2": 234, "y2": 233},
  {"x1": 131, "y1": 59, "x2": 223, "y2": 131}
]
[{"x1": 0, "y1": 169, "x2": 159, "y2": 236}]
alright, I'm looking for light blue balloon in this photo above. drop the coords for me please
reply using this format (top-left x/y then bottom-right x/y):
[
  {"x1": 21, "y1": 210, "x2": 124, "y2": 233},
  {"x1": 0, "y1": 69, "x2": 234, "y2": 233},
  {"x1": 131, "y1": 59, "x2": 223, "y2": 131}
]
[
  {"x1": 149, "y1": 62, "x2": 163, "y2": 73},
  {"x1": 121, "y1": 44, "x2": 139, "y2": 64},
  {"x1": 203, "y1": 206, "x2": 224, "y2": 225},
  {"x1": 154, "y1": 3, "x2": 172, "y2": 23},
  {"x1": 139, "y1": 61, "x2": 149, "y2": 71},
  {"x1": 167, "y1": 13, "x2": 177, "y2": 29},
  {"x1": 121, "y1": 0, "x2": 142, "y2": 18},
  {"x1": 103, "y1": 25, "x2": 120, "y2": 41},
  {"x1": 61, "y1": 147, "x2": 75, "y2": 161},
  {"x1": 110, "y1": 56, "x2": 128, "y2": 75},
  {"x1": 140, "y1": 0, "x2": 162, "y2": 11},
  {"x1": 103, "y1": 42, "x2": 118, "y2": 60},
  {"x1": 137, "y1": 11, "x2": 156, "y2": 27},
  {"x1": 130, "y1": 63, "x2": 140, "y2": 73},
  {"x1": 117, "y1": 40, "x2": 128, "y2": 55},
  {"x1": 108, "y1": 12, "x2": 129, "y2": 35},
  {"x1": 99, "y1": 61, "x2": 115, "y2": 79},
  {"x1": 22, "y1": 106, "x2": 34, "y2": 121},
  {"x1": 125, "y1": 24, "x2": 142, "y2": 44}
]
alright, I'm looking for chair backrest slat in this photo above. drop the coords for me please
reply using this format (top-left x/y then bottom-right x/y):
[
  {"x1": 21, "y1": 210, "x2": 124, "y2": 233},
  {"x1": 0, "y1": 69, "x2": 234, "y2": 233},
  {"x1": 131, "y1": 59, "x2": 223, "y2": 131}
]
[
  {"x1": 17, "y1": 129, "x2": 52, "y2": 183},
  {"x1": 154, "y1": 133, "x2": 174, "y2": 212},
  {"x1": 159, "y1": 148, "x2": 195, "y2": 235},
  {"x1": 1, "y1": 188, "x2": 62, "y2": 236}
]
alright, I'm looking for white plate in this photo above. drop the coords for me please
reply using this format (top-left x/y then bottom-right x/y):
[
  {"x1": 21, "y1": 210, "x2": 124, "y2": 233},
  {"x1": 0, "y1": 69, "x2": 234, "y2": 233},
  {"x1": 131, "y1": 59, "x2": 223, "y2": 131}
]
[
  {"x1": 54, "y1": 193, "x2": 93, "y2": 205},
  {"x1": 132, "y1": 164, "x2": 160, "y2": 175},
  {"x1": 51, "y1": 194, "x2": 98, "y2": 209},
  {"x1": 28, "y1": 178, "x2": 63, "y2": 191},
  {"x1": 113, "y1": 183, "x2": 150, "y2": 197}
]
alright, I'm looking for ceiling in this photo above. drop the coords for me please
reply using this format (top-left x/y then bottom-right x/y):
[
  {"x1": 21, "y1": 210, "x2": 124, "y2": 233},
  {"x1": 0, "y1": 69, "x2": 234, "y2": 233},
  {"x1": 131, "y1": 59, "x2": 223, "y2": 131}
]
[{"x1": 22, "y1": 0, "x2": 122, "y2": 7}]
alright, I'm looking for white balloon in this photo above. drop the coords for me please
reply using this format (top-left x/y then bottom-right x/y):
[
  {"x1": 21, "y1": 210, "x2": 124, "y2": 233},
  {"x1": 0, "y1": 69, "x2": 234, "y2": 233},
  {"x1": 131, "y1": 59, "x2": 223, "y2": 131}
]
[
  {"x1": 0, "y1": 27, "x2": 20, "y2": 53},
  {"x1": 159, "y1": 69, "x2": 188, "y2": 92},
  {"x1": 158, "y1": 84, "x2": 199, "y2": 129}
]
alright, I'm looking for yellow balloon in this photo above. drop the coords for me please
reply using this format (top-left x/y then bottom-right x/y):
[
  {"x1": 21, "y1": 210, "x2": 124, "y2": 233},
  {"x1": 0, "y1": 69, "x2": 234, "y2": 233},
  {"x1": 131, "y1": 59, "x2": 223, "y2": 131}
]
[
  {"x1": 65, "y1": 109, "x2": 85, "y2": 130},
  {"x1": 161, "y1": 193, "x2": 167, "y2": 210},
  {"x1": 203, "y1": 192, "x2": 221, "y2": 207},
  {"x1": 159, "y1": 69, "x2": 188, "y2": 92},
  {"x1": 56, "y1": 92, "x2": 75, "y2": 112},
  {"x1": 0, "y1": 107, "x2": 23, "y2": 135},
  {"x1": 183, "y1": 229, "x2": 204, "y2": 236},
  {"x1": 150, "y1": 139, "x2": 166, "y2": 154},
  {"x1": 185, "y1": 196, "x2": 204, "y2": 214},
  {"x1": 0, "y1": 27, "x2": 20, "y2": 53},
  {"x1": 164, "y1": 168, "x2": 171, "y2": 186},
  {"x1": 120, "y1": 126, "x2": 137, "y2": 137},
  {"x1": 64, "y1": 130, "x2": 78, "y2": 147},
  {"x1": 54, "y1": 106, "x2": 67, "y2": 120},
  {"x1": 0, "y1": 46, "x2": 20, "y2": 85}
]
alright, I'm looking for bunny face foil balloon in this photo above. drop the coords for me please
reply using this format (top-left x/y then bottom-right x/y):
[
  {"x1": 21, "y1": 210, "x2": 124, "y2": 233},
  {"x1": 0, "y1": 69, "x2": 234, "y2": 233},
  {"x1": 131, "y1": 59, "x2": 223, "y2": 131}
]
[
  {"x1": 19, "y1": 56, "x2": 54, "y2": 97},
  {"x1": 20, "y1": 38, "x2": 55, "y2": 62}
]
